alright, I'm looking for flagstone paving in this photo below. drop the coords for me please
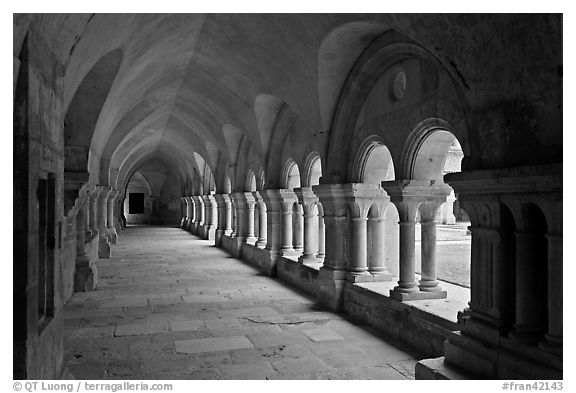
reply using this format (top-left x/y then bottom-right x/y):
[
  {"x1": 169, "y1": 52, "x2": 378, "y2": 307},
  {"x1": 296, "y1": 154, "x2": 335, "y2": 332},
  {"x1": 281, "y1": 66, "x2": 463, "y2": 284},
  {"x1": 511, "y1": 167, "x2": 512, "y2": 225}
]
[{"x1": 63, "y1": 226, "x2": 419, "y2": 380}]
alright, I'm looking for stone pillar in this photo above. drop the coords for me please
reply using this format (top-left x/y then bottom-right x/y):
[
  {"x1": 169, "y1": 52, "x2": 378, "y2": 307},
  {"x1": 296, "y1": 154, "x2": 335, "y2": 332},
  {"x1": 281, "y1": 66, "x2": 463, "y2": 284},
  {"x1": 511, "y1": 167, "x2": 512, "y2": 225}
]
[
  {"x1": 385, "y1": 200, "x2": 418, "y2": 300},
  {"x1": 426, "y1": 166, "x2": 563, "y2": 381},
  {"x1": 540, "y1": 234, "x2": 562, "y2": 353},
  {"x1": 106, "y1": 190, "x2": 119, "y2": 244},
  {"x1": 74, "y1": 197, "x2": 96, "y2": 292},
  {"x1": 312, "y1": 184, "x2": 348, "y2": 311},
  {"x1": 260, "y1": 189, "x2": 298, "y2": 275},
  {"x1": 509, "y1": 231, "x2": 547, "y2": 343},
  {"x1": 317, "y1": 204, "x2": 325, "y2": 259},
  {"x1": 230, "y1": 193, "x2": 247, "y2": 241},
  {"x1": 281, "y1": 204, "x2": 294, "y2": 255},
  {"x1": 301, "y1": 205, "x2": 318, "y2": 262},
  {"x1": 244, "y1": 193, "x2": 258, "y2": 244},
  {"x1": 367, "y1": 216, "x2": 392, "y2": 279},
  {"x1": 203, "y1": 194, "x2": 218, "y2": 241},
  {"x1": 292, "y1": 203, "x2": 304, "y2": 253},
  {"x1": 87, "y1": 187, "x2": 99, "y2": 239},
  {"x1": 180, "y1": 197, "x2": 187, "y2": 228},
  {"x1": 255, "y1": 192, "x2": 267, "y2": 248},
  {"x1": 96, "y1": 186, "x2": 111, "y2": 258},
  {"x1": 418, "y1": 202, "x2": 446, "y2": 294},
  {"x1": 193, "y1": 195, "x2": 205, "y2": 235},
  {"x1": 350, "y1": 216, "x2": 369, "y2": 277},
  {"x1": 115, "y1": 194, "x2": 125, "y2": 230},
  {"x1": 383, "y1": 180, "x2": 451, "y2": 301},
  {"x1": 214, "y1": 194, "x2": 232, "y2": 246}
]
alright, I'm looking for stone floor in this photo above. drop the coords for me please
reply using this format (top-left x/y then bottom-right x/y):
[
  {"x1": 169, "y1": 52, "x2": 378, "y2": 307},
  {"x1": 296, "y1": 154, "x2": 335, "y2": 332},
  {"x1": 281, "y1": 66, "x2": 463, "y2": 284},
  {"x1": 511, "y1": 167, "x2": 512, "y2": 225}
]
[{"x1": 64, "y1": 226, "x2": 419, "y2": 380}]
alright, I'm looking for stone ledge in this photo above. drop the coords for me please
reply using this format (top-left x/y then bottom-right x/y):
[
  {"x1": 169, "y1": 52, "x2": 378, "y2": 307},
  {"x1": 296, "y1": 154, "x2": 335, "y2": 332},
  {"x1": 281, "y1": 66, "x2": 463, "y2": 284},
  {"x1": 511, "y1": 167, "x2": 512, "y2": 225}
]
[{"x1": 415, "y1": 357, "x2": 470, "y2": 380}]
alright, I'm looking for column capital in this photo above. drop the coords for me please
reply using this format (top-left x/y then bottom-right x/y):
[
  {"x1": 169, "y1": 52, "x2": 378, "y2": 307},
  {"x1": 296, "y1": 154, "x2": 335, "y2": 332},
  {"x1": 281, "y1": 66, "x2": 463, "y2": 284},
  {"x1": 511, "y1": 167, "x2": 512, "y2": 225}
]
[
  {"x1": 312, "y1": 183, "x2": 389, "y2": 218},
  {"x1": 259, "y1": 189, "x2": 298, "y2": 212}
]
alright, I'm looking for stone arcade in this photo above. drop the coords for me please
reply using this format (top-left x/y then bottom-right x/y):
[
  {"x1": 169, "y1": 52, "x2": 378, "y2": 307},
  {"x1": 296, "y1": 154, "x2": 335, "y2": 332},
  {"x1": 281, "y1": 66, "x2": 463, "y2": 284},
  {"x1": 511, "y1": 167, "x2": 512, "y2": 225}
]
[{"x1": 13, "y1": 14, "x2": 562, "y2": 380}]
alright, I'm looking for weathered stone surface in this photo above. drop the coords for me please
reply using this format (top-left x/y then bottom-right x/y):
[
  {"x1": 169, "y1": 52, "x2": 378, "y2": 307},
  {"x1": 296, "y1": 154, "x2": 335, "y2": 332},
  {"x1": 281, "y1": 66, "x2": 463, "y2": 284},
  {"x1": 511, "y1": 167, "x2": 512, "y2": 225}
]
[{"x1": 63, "y1": 227, "x2": 417, "y2": 379}]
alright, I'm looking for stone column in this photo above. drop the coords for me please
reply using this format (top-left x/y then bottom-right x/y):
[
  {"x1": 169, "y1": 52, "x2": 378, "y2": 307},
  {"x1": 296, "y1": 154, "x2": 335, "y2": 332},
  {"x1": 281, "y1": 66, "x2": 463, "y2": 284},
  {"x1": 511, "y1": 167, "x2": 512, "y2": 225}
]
[
  {"x1": 87, "y1": 187, "x2": 99, "y2": 238},
  {"x1": 203, "y1": 194, "x2": 218, "y2": 240},
  {"x1": 74, "y1": 198, "x2": 96, "y2": 292},
  {"x1": 193, "y1": 195, "x2": 205, "y2": 235},
  {"x1": 214, "y1": 194, "x2": 232, "y2": 246},
  {"x1": 281, "y1": 205, "x2": 294, "y2": 255},
  {"x1": 418, "y1": 202, "x2": 446, "y2": 294},
  {"x1": 388, "y1": 200, "x2": 419, "y2": 299},
  {"x1": 367, "y1": 216, "x2": 392, "y2": 279},
  {"x1": 383, "y1": 180, "x2": 451, "y2": 301},
  {"x1": 317, "y1": 204, "x2": 325, "y2": 259},
  {"x1": 292, "y1": 203, "x2": 304, "y2": 253},
  {"x1": 116, "y1": 194, "x2": 125, "y2": 230},
  {"x1": 244, "y1": 193, "x2": 258, "y2": 244},
  {"x1": 180, "y1": 197, "x2": 187, "y2": 228},
  {"x1": 510, "y1": 231, "x2": 547, "y2": 343},
  {"x1": 106, "y1": 190, "x2": 119, "y2": 244},
  {"x1": 312, "y1": 184, "x2": 349, "y2": 311},
  {"x1": 96, "y1": 186, "x2": 112, "y2": 258},
  {"x1": 350, "y1": 216, "x2": 369, "y2": 277},
  {"x1": 230, "y1": 193, "x2": 247, "y2": 242},
  {"x1": 254, "y1": 192, "x2": 267, "y2": 248},
  {"x1": 260, "y1": 189, "x2": 298, "y2": 274},
  {"x1": 540, "y1": 233, "x2": 562, "y2": 353},
  {"x1": 295, "y1": 188, "x2": 319, "y2": 264}
]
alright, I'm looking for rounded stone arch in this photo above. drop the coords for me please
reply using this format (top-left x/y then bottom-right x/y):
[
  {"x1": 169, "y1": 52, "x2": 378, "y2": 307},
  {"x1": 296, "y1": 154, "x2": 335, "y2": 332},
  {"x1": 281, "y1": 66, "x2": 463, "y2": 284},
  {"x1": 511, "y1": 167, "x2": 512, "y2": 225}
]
[
  {"x1": 256, "y1": 167, "x2": 266, "y2": 191},
  {"x1": 281, "y1": 159, "x2": 301, "y2": 191},
  {"x1": 350, "y1": 135, "x2": 396, "y2": 184},
  {"x1": 303, "y1": 151, "x2": 323, "y2": 187},
  {"x1": 223, "y1": 175, "x2": 232, "y2": 194},
  {"x1": 401, "y1": 118, "x2": 468, "y2": 182},
  {"x1": 245, "y1": 170, "x2": 257, "y2": 192},
  {"x1": 324, "y1": 30, "x2": 470, "y2": 183},
  {"x1": 63, "y1": 49, "x2": 123, "y2": 211},
  {"x1": 318, "y1": 22, "x2": 390, "y2": 132}
]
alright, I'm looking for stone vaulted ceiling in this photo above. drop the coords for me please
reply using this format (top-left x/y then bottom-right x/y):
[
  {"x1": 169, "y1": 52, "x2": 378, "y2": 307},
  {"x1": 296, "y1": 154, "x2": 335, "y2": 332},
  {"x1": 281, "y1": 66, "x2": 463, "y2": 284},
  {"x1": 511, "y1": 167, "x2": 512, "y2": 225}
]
[{"x1": 13, "y1": 13, "x2": 562, "y2": 192}]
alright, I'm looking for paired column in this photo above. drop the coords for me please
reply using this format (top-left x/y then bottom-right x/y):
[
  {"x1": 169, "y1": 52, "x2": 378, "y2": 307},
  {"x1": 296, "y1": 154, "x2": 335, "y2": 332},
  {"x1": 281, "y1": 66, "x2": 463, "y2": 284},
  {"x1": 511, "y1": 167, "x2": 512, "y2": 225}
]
[
  {"x1": 260, "y1": 189, "x2": 297, "y2": 256},
  {"x1": 243, "y1": 193, "x2": 258, "y2": 244},
  {"x1": 383, "y1": 181, "x2": 450, "y2": 301},
  {"x1": 214, "y1": 194, "x2": 232, "y2": 246},
  {"x1": 295, "y1": 188, "x2": 320, "y2": 264},
  {"x1": 418, "y1": 202, "x2": 445, "y2": 293},
  {"x1": 367, "y1": 215, "x2": 392, "y2": 279},
  {"x1": 202, "y1": 194, "x2": 218, "y2": 240},
  {"x1": 254, "y1": 192, "x2": 267, "y2": 248}
]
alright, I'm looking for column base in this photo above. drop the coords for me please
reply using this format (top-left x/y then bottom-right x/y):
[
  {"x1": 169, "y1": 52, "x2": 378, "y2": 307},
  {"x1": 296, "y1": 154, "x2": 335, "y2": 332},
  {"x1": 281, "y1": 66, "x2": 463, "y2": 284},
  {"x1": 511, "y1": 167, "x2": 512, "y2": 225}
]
[
  {"x1": 74, "y1": 256, "x2": 97, "y2": 292},
  {"x1": 345, "y1": 271, "x2": 392, "y2": 283},
  {"x1": 256, "y1": 240, "x2": 267, "y2": 248},
  {"x1": 279, "y1": 247, "x2": 299, "y2": 257},
  {"x1": 390, "y1": 288, "x2": 447, "y2": 301},
  {"x1": 107, "y1": 228, "x2": 118, "y2": 244},
  {"x1": 539, "y1": 335, "x2": 563, "y2": 355},
  {"x1": 444, "y1": 331, "x2": 562, "y2": 379},
  {"x1": 419, "y1": 279, "x2": 444, "y2": 292},
  {"x1": 245, "y1": 236, "x2": 258, "y2": 245},
  {"x1": 98, "y1": 237, "x2": 111, "y2": 258},
  {"x1": 298, "y1": 254, "x2": 318, "y2": 264}
]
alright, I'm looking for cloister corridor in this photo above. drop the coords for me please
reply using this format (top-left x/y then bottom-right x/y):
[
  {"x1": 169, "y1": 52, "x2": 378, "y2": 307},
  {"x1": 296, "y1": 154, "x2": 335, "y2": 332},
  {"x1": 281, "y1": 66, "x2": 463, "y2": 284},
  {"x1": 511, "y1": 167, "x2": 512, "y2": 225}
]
[{"x1": 63, "y1": 226, "x2": 419, "y2": 380}]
